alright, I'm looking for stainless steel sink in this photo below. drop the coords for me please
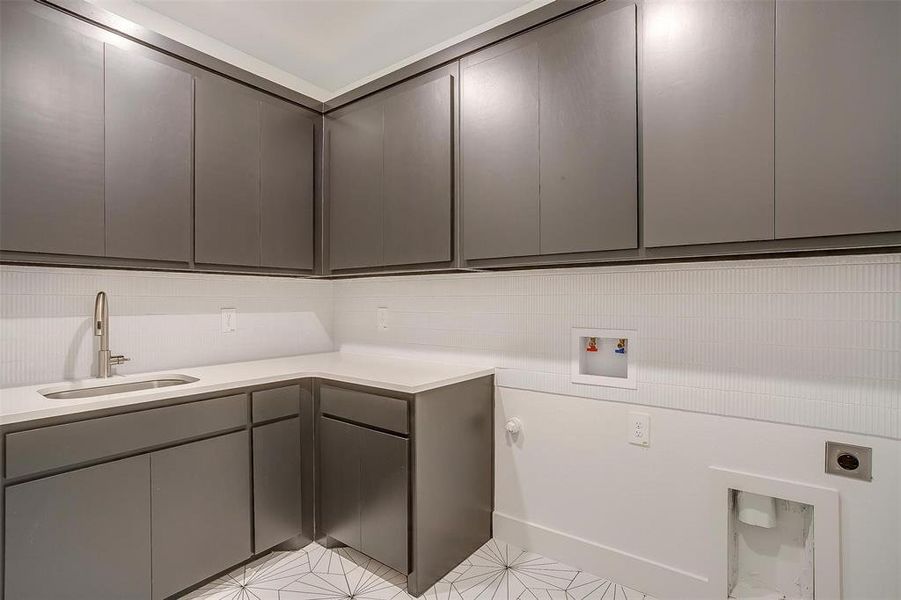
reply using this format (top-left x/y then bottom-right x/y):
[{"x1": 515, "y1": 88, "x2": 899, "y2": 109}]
[{"x1": 40, "y1": 375, "x2": 199, "y2": 400}]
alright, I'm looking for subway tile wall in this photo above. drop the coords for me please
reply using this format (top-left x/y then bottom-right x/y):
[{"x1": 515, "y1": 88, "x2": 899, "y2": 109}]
[
  {"x1": 334, "y1": 254, "x2": 901, "y2": 439},
  {"x1": 0, "y1": 266, "x2": 334, "y2": 388}
]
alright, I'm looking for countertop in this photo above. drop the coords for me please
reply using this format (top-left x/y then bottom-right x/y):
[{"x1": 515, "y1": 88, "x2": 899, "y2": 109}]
[{"x1": 0, "y1": 352, "x2": 494, "y2": 426}]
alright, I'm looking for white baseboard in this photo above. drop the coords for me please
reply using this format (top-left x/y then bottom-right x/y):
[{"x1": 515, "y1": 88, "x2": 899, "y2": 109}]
[{"x1": 492, "y1": 511, "x2": 712, "y2": 600}]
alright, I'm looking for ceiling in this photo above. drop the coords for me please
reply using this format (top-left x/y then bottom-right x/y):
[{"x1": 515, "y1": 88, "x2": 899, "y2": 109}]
[{"x1": 92, "y1": 0, "x2": 550, "y2": 101}]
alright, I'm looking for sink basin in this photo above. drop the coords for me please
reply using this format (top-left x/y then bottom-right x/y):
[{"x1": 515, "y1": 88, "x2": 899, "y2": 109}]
[{"x1": 40, "y1": 375, "x2": 199, "y2": 400}]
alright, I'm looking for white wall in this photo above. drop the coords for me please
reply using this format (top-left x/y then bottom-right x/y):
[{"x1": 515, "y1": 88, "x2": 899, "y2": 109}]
[
  {"x1": 0, "y1": 265, "x2": 334, "y2": 387},
  {"x1": 333, "y1": 253, "x2": 901, "y2": 598},
  {"x1": 334, "y1": 253, "x2": 901, "y2": 439},
  {"x1": 494, "y1": 387, "x2": 900, "y2": 600}
]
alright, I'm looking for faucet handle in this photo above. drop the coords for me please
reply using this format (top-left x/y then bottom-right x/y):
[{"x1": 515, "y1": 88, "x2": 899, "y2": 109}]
[{"x1": 110, "y1": 355, "x2": 130, "y2": 366}]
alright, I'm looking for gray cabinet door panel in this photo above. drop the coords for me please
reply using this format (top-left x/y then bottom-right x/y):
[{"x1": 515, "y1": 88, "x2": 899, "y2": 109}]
[
  {"x1": 261, "y1": 100, "x2": 315, "y2": 269},
  {"x1": 383, "y1": 76, "x2": 454, "y2": 266},
  {"x1": 104, "y1": 44, "x2": 192, "y2": 262},
  {"x1": 151, "y1": 431, "x2": 251, "y2": 600},
  {"x1": 0, "y1": 2, "x2": 105, "y2": 256},
  {"x1": 462, "y1": 43, "x2": 540, "y2": 259},
  {"x1": 195, "y1": 75, "x2": 261, "y2": 266},
  {"x1": 319, "y1": 416, "x2": 362, "y2": 549},
  {"x1": 642, "y1": 0, "x2": 775, "y2": 247},
  {"x1": 253, "y1": 418, "x2": 302, "y2": 551},
  {"x1": 5, "y1": 455, "x2": 152, "y2": 600},
  {"x1": 360, "y1": 428, "x2": 409, "y2": 574},
  {"x1": 329, "y1": 104, "x2": 384, "y2": 269},
  {"x1": 538, "y1": 4, "x2": 638, "y2": 254},
  {"x1": 775, "y1": 0, "x2": 901, "y2": 238}
]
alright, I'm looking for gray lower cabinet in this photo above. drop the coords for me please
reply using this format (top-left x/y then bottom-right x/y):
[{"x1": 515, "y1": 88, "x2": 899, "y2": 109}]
[
  {"x1": 253, "y1": 417, "x2": 303, "y2": 551},
  {"x1": 0, "y1": 1, "x2": 105, "y2": 257},
  {"x1": 151, "y1": 431, "x2": 251, "y2": 600},
  {"x1": 320, "y1": 416, "x2": 409, "y2": 573},
  {"x1": 642, "y1": 0, "x2": 775, "y2": 247},
  {"x1": 461, "y1": 2, "x2": 637, "y2": 260},
  {"x1": 4, "y1": 455, "x2": 152, "y2": 600},
  {"x1": 775, "y1": 0, "x2": 901, "y2": 238},
  {"x1": 328, "y1": 68, "x2": 455, "y2": 271},
  {"x1": 359, "y1": 424, "x2": 409, "y2": 573},
  {"x1": 104, "y1": 44, "x2": 193, "y2": 262},
  {"x1": 320, "y1": 416, "x2": 363, "y2": 549}
]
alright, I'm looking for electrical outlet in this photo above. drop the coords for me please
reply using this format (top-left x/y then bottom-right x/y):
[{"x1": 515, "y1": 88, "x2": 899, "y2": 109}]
[
  {"x1": 377, "y1": 307, "x2": 389, "y2": 331},
  {"x1": 220, "y1": 308, "x2": 237, "y2": 334},
  {"x1": 628, "y1": 411, "x2": 650, "y2": 446}
]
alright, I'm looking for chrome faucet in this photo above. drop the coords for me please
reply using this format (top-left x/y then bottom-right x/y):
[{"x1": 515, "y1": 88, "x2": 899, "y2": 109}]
[{"x1": 94, "y1": 291, "x2": 130, "y2": 378}]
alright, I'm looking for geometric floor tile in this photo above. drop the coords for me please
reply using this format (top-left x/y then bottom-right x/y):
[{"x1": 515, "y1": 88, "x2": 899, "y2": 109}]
[{"x1": 179, "y1": 539, "x2": 655, "y2": 600}]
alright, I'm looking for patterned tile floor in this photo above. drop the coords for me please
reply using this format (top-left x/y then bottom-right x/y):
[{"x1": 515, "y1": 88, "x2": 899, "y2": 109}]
[{"x1": 180, "y1": 539, "x2": 654, "y2": 600}]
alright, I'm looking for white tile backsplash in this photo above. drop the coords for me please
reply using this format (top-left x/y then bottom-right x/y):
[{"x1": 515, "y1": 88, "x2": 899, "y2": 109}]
[
  {"x1": 0, "y1": 266, "x2": 334, "y2": 387},
  {"x1": 2, "y1": 254, "x2": 898, "y2": 438},
  {"x1": 333, "y1": 254, "x2": 901, "y2": 439}
]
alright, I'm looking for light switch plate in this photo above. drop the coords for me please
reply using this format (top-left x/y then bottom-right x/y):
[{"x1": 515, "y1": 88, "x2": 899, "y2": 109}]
[
  {"x1": 377, "y1": 307, "x2": 389, "y2": 331},
  {"x1": 629, "y1": 412, "x2": 650, "y2": 446},
  {"x1": 220, "y1": 308, "x2": 236, "y2": 334}
]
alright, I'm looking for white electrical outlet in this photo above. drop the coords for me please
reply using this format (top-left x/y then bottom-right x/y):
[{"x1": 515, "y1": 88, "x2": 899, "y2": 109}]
[
  {"x1": 628, "y1": 411, "x2": 650, "y2": 446},
  {"x1": 220, "y1": 308, "x2": 237, "y2": 334},
  {"x1": 377, "y1": 307, "x2": 389, "y2": 331}
]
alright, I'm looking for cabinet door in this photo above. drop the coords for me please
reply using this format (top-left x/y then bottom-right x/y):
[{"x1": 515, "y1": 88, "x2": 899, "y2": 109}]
[
  {"x1": 775, "y1": 0, "x2": 901, "y2": 238},
  {"x1": 329, "y1": 104, "x2": 383, "y2": 269},
  {"x1": 642, "y1": 0, "x2": 775, "y2": 247},
  {"x1": 382, "y1": 75, "x2": 454, "y2": 266},
  {"x1": 195, "y1": 75, "x2": 261, "y2": 266},
  {"x1": 151, "y1": 432, "x2": 251, "y2": 600},
  {"x1": 538, "y1": 4, "x2": 637, "y2": 255},
  {"x1": 462, "y1": 43, "x2": 540, "y2": 259},
  {"x1": 261, "y1": 100, "x2": 315, "y2": 269},
  {"x1": 104, "y1": 44, "x2": 192, "y2": 262},
  {"x1": 319, "y1": 416, "x2": 362, "y2": 548},
  {"x1": 5, "y1": 455, "x2": 151, "y2": 600},
  {"x1": 253, "y1": 418, "x2": 302, "y2": 551},
  {"x1": 0, "y1": 2, "x2": 105, "y2": 256},
  {"x1": 360, "y1": 428, "x2": 409, "y2": 573}
]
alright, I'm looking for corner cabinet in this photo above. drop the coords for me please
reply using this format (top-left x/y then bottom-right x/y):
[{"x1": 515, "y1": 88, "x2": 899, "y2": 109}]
[
  {"x1": 0, "y1": 0, "x2": 316, "y2": 273},
  {"x1": 327, "y1": 65, "x2": 455, "y2": 273},
  {"x1": 195, "y1": 74, "x2": 316, "y2": 271},
  {"x1": 461, "y1": 1, "x2": 638, "y2": 262},
  {"x1": 316, "y1": 377, "x2": 494, "y2": 596}
]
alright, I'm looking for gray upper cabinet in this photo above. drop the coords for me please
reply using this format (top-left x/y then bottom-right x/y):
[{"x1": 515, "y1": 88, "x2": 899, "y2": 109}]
[
  {"x1": 195, "y1": 75, "x2": 262, "y2": 267},
  {"x1": 538, "y1": 4, "x2": 637, "y2": 255},
  {"x1": 328, "y1": 103, "x2": 384, "y2": 270},
  {"x1": 462, "y1": 43, "x2": 540, "y2": 260},
  {"x1": 642, "y1": 0, "x2": 775, "y2": 247},
  {"x1": 4, "y1": 455, "x2": 152, "y2": 600},
  {"x1": 328, "y1": 67, "x2": 456, "y2": 271},
  {"x1": 104, "y1": 44, "x2": 193, "y2": 262},
  {"x1": 0, "y1": 2, "x2": 105, "y2": 256},
  {"x1": 775, "y1": 0, "x2": 901, "y2": 239},
  {"x1": 461, "y1": 2, "x2": 637, "y2": 260},
  {"x1": 261, "y1": 100, "x2": 316, "y2": 269},
  {"x1": 382, "y1": 76, "x2": 454, "y2": 266},
  {"x1": 151, "y1": 431, "x2": 251, "y2": 600}
]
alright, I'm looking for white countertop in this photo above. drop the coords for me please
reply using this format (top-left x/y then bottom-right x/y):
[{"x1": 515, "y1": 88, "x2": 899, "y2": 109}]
[{"x1": 0, "y1": 352, "x2": 494, "y2": 426}]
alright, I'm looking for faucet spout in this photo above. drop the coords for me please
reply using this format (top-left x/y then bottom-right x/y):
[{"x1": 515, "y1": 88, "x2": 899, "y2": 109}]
[
  {"x1": 93, "y1": 291, "x2": 129, "y2": 378},
  {"x1": 94, "y1": 291, "x2": 108, "y2": 350}
]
